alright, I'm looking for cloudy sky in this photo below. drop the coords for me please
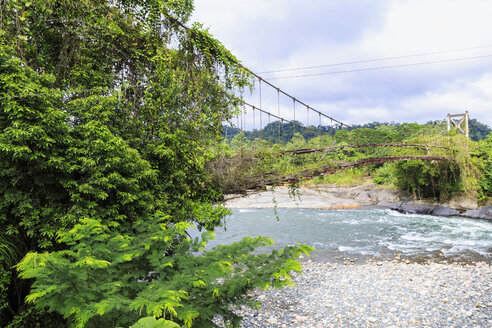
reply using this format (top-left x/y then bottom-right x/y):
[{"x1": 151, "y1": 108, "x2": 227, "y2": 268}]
[{"x1": 192, "y1": 0, "x2": 492, "y2": 128}]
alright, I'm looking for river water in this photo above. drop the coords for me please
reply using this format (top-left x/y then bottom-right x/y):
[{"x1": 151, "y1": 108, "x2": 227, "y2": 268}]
[{"x1": 193, "y1": 207, "x2": 492, "y2": 262}]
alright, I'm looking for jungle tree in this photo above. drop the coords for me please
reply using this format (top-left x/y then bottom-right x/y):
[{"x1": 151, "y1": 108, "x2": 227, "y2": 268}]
[{"x1": 0, "y1": 1, "x2": 311, "y2": 326}]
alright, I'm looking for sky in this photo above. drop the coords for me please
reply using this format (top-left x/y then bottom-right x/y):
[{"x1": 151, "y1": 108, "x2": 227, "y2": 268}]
[{"x1": 191, "y1": 0, "x2": 492, "y2": 129}]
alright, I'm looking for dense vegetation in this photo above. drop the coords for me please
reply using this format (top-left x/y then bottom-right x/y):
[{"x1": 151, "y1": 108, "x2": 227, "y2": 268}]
[
  {"x1": 214, "y1": 121, "x2": 491, "y2": 204},
  {"x1": 1, "y1": 1, "x2": 490, "y2": 327},
  {"x1": 0, "y1": 1, "x2": 311, "y2": 327}
]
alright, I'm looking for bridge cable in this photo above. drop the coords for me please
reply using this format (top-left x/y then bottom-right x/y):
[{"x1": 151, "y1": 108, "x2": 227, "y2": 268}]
[
  {"x1": 270, "y1": 54, "x2": 492, "y2": 80},
  {"x1": 242, "y1": 101, "x2": 332, "y2": 140},
  {"x1": 259, "y1": 78, "x2": 262, "y2": 140},
  {"x1": 306, "y1": 105, "x2": 309, "y2": 143},
  {"x1": 258, "y1": 44, "x2": 492, "y2": 74},
  {"x1": 161, "y1": 13, "x2": 351, "y2": 131},
  {"x1": 330, "y1": 118, "x2": 333, "y2": 140},
  {"x1": 241, "y1": 103, "x2": 244, "y2": 157},
  {"x1": 293, "y1": 99, "x2": 297, "y2": 168},
  {"x1": 277, "y1": 88, "x2": 281, "y2": 145},
  {"x1": 236, "y1": 64, "x2": 351, "y2": 130},
  {"x1": 293, "y1": 98, "x2": 296, "y2": 137},
  {"x1": 224, "y1": 117, "x2": 228, "y2": 140},
  {"x1": 260, "y1": 111, "x2": 263, "y2": 140},
  {"x1": 241, "y1": 103, "x2": 244, "y2": 133},
  {"x1": 252, "y1": 105, "x2": 255, "y2": 131},
  {"x1": 236, "y1": 111, "x2": 239, "y2": 133}
]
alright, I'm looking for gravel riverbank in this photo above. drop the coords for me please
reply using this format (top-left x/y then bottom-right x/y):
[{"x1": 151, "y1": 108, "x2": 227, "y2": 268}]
[
  {"x1": 227, "y1": 259, "x2": 491, "y2": 328},
  {"x1": 222, "y1": 186, "x2": 491, "y2": 327}
]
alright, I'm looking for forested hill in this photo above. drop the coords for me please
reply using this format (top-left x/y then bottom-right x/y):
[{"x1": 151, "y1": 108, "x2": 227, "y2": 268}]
[{"x1": 222, "y1": 119, "x2": 491, "y2": 143}]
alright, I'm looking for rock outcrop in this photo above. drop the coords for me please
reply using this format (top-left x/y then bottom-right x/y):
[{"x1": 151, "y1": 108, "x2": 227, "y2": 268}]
[{"x1": 224, "y1": 184, "x2": 492, "y2": 221}]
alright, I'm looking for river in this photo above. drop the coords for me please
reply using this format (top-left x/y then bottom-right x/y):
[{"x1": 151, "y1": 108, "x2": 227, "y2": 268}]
[{"x1": 191, "y1": 207, "x2": 492, "y2": 262}]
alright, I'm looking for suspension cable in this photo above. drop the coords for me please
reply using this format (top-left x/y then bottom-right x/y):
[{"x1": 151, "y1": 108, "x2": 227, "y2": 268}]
[
  {"x1": 259, "y1": 78, "x2": 262, "y2": 140},
  {"x1": 260, "y1": 110, "x2": 263, "y2": 140},
  {"x1": 330, "y1": 118, "x2": 333, "y2": 139},
  {"x1": 293, "y1": 98, "x2": 296, "y2": 138},
  {"x1": 242, "y1": 101, "x2": 331, "y2": 140},
  {"x1": 278, "y1": 88, "x2": 281, "y2": 144},
  {"x1": 253, "y1": 106, "x2": 255, "y2": 131},
  {"x1": 306, "y1": 105, "x2": 310, "y2": 142},
  {"x1": 161, "y1": 13, "x2": 352, "y2": 131}
]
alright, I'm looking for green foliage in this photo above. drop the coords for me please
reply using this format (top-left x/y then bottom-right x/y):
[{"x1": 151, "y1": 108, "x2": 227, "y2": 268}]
[
  {"x1": 373, "y1": 164, "x2": 394, "y2": 185},
  {"x1": 477, "y1": 134, "x2": 492, "y2": 202},
  {"x1": 16, "y1": 215, "x2": 311, "y2": 327},
  {"x1": 0, "y1": 1, "x2": 311, "y2": 327},
  {"x1": 215, "y1": 120, "x2": 486, "y2": 203},
  {"x1": 222, "y1": 119, "x2": 484, "y2": 145},
  {"x1": 391, "y1": 160, "x2": 460, "y2": 199},
  {"x1": 130, "y1": 317, "x2": 180, "y2": 328},
  {"x1": 469, "y1": 119, "x2": 492, "y2": 141},
  {"x1": 375, "y1": 135, "x2": 482, "y2": 200},
  {"x1": 313, "y1": 168, "x2": 367, "y2": 187}
]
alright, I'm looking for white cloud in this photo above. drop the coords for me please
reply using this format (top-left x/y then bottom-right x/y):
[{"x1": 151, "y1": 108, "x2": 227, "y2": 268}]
[
  {"x1": 401, "y1": 73, "x2": 492, "y2": 125},
  {"x1": 192, "y1": 0, "x2": 492, "y2": 128},
  {"x1": 366, "y1": 0, "x2": 492, "y2": 55}
]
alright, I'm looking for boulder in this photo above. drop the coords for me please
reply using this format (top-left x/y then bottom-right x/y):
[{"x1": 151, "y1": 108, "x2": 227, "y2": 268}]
[
  {"x1": 461, "y1": 209, "x2": 482, "y2": 220},
  {"x1": 378, "y1": 200, "x2": 401, "y2": 210},
  {"x1": 431, "y1": 206, "x2": 459, "y2": 217},
  {"x1": 355, "y1": 191, "x2": 371, "y2": 202},
  {"x1": 478, "y1": 205, "x2": 492, "y2": 220},
  {"x1": 371, "y1": 188, "x2": 401, "y2": 203},
  {"x1": 400, "y1": 202, "x2": 436, "y2": 214}
]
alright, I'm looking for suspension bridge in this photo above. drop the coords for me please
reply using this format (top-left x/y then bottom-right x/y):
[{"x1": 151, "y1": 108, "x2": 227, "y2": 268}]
[{"x1": 214, "y1": 69, "x2": 462, "y2": 192}]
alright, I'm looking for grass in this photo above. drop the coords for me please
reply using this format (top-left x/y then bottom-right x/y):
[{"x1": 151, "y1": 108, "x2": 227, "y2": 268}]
[{"x1": 308, "y1": 168, "x2": 369, "y2": 187}]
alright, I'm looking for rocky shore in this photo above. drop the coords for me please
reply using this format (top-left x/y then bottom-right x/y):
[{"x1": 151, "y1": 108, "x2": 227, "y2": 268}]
[
  {"x1": 227, "y1": 259, "x2": 492, "y2": 328},
  {"x1": 224, "y1": 184, "x2": 492, "y2": 221},
  {"x1": 222, "y1": 185, "x2": 491, "y2": 327}
]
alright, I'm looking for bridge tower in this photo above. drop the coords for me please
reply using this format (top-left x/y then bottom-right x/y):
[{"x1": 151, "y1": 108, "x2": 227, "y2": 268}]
[{"x1": 446, "y1": 111, "x2": 469, "y2": 138}]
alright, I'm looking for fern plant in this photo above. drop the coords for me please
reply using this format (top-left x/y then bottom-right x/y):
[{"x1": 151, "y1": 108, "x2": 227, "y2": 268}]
[{"x1": 17, "y1": 214, "x2": 312, "y2": 327}]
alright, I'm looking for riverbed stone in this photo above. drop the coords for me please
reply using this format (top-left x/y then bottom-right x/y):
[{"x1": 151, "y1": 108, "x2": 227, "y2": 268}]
[
  {"x1": 223, "y1": 261, "x2": 492, "y2": 328},
  {"x1": 293, "y1": 315, "x2": 307, "y2": 322},
  {"x1": 400, "y1": 202, "x2": 436, "y2": 214},
  {"x1": 369, "y1": 188, "x2": 401, "y2": 203},
  {"x1": 478, "y1": 205, "x2": 492, "y2": 220},
  {"x1": 447, "y1": 195, "x2": 479, "y2": 209},
  {"x1": 378, "y1": 200, "x2": 401, "y2": 210},
  {"x1": 432, "y1": 206, "x2": 459, "y2": 217},
  {"x1": 462, "y1": 209, "x2": 482, "y2": 220},
  {"x1": 355, "y1": 191, "x2": 371, "y2": 202}
]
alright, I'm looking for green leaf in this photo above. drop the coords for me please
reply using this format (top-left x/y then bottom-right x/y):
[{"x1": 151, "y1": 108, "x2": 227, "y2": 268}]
[{"x1": 129, "y1": 317, "x2": 180, "y2": 328}]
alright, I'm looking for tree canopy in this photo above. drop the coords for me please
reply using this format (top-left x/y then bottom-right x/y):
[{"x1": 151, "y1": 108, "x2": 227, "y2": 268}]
[{"x1": 0, "y1": 1, "x2": 311, "y2": 327}]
